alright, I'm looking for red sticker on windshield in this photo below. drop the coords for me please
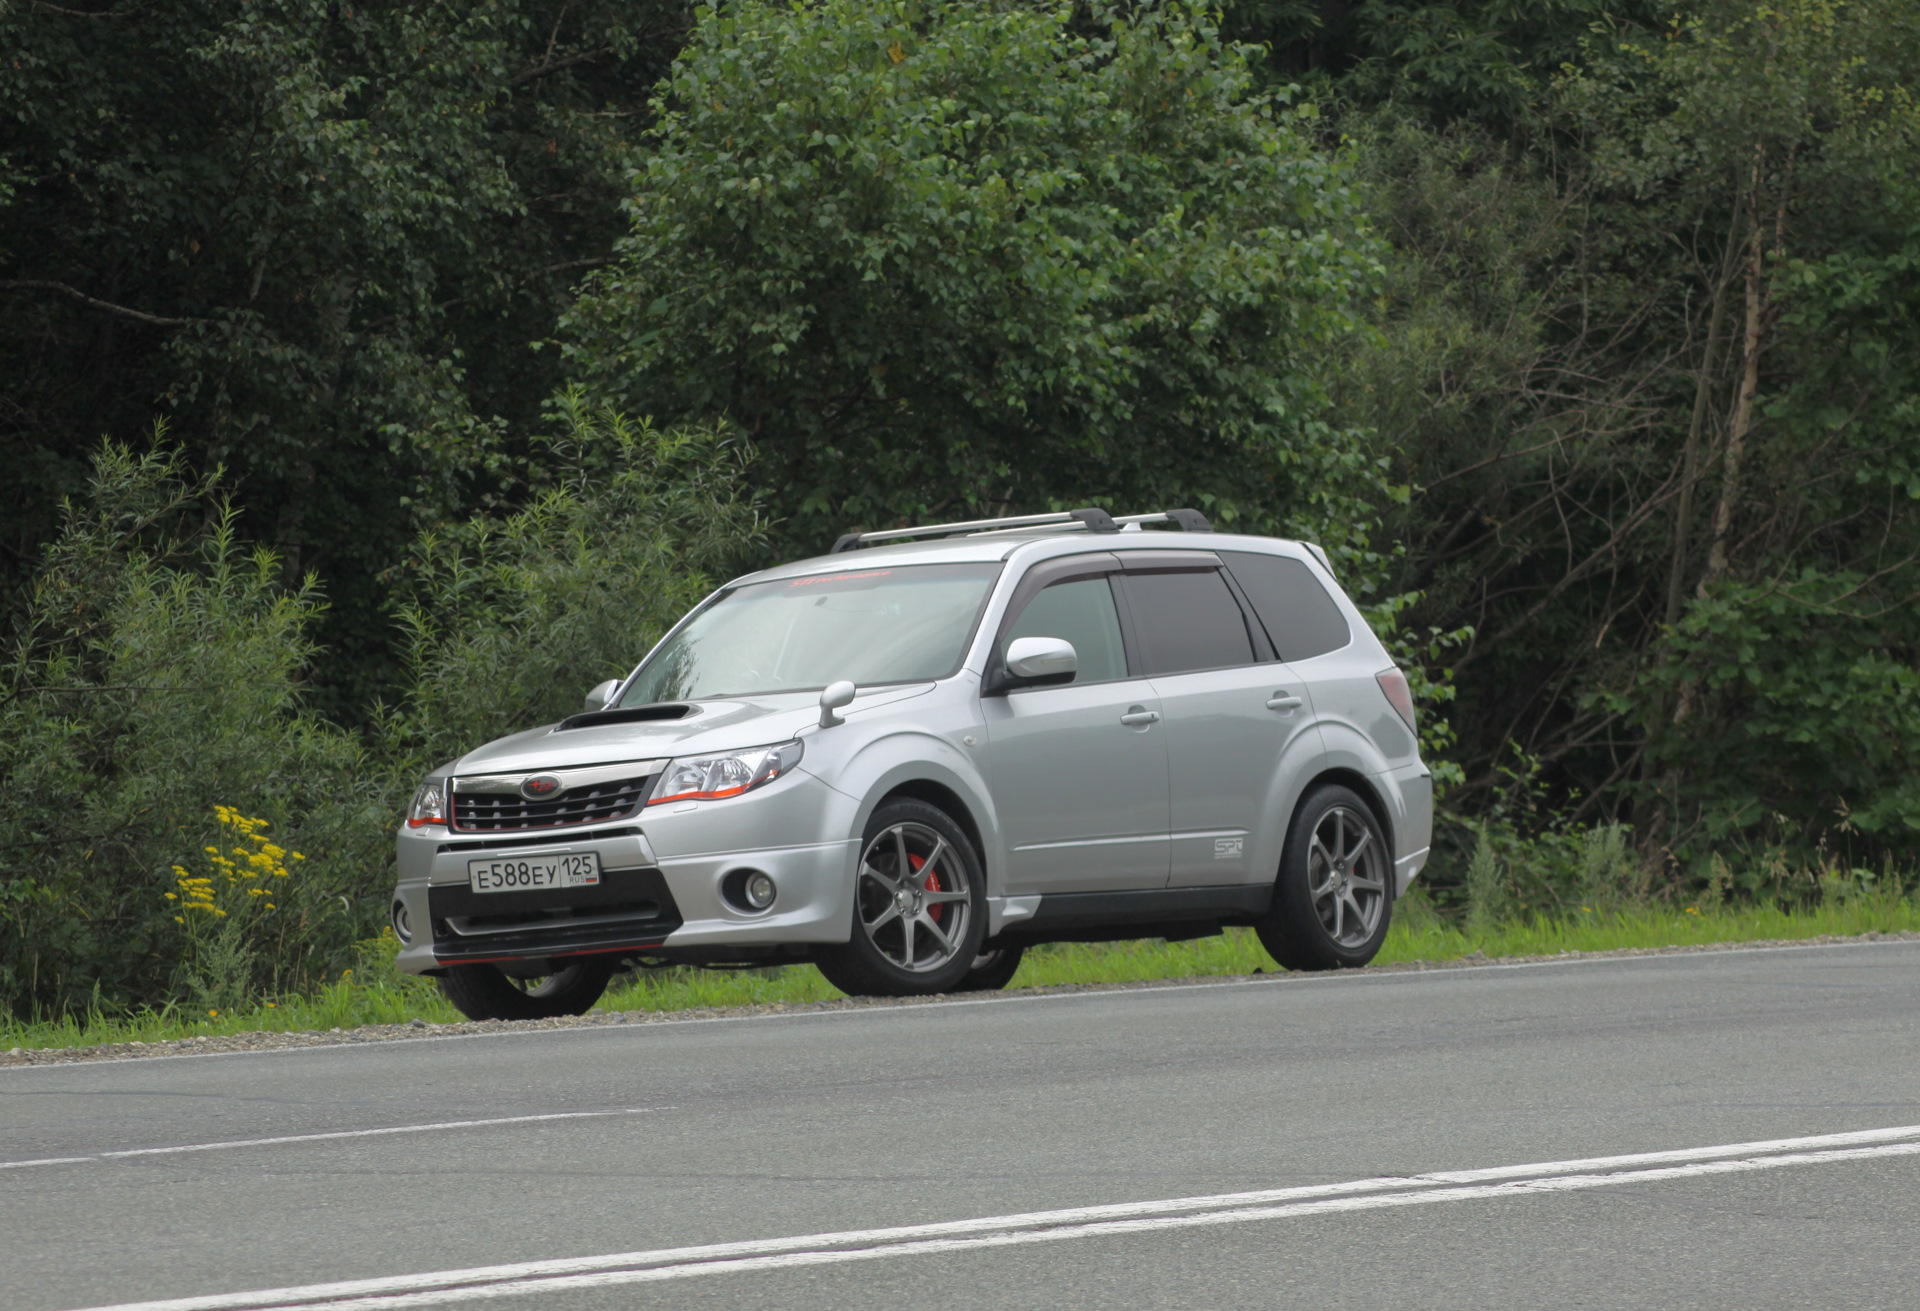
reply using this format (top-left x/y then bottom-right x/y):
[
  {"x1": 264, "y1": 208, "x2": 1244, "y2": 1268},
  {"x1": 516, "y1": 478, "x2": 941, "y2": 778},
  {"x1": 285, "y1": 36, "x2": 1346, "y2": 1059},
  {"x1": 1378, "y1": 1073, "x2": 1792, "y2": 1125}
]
[{"x1": 788, "y1": 570, "x2": 892, "y2": 587}]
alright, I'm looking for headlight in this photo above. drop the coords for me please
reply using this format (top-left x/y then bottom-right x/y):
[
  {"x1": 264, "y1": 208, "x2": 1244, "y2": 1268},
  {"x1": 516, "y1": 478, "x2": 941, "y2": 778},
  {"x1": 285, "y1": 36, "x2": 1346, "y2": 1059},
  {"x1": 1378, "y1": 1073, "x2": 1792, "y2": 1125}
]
[
  {"x1": 649, "y1": 740, "x2": 804, "y2": 806},
  {"x1": 407, "y1": 780, "x2": 447, "y2": 828}
]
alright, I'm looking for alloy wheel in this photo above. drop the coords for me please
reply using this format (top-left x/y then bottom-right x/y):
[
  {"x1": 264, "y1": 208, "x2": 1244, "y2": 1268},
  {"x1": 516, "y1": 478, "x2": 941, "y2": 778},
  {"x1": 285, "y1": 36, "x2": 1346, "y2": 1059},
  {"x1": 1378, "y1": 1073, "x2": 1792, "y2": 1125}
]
[
  {"x1": 855, "y1": 821, "x2": 974, "y2": 973},
  {"x1": 1307, "y1": 806, "x2": 1387, "y2": 948}
]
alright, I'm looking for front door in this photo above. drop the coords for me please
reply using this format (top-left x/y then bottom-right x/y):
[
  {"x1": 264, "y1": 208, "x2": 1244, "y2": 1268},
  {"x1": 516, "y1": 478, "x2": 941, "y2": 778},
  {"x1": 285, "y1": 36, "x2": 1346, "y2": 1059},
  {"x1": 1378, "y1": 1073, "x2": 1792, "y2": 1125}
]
[{"x1": 983, "y1": 571, "x2": 1170, "y2": 894}]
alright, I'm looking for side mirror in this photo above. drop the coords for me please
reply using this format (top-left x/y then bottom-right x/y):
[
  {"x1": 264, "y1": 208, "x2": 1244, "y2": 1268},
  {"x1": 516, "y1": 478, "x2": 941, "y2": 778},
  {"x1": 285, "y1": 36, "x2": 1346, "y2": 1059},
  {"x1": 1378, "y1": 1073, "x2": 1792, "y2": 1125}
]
[
  {"x1": 819, "y1": 679, "x2": 857, "y2": 728},
  {"x1": 1005, "y1": 636, "x2": 1077, "y2": 686},
  {"x1": 583, "y1": 679, "x2": 620, "y2": 712}
]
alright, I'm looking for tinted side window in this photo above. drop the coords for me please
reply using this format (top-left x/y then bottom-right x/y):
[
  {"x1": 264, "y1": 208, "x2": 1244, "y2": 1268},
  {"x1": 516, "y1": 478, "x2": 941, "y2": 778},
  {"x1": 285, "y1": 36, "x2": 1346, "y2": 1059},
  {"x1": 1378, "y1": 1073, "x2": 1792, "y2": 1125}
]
[
  {"x1": 1005, "y1": 576, "x2": 1128, "y2": 684},
  {"x1": 1221, "y1": 551, "x2": 1351, "y2": 661},
  {"x1": 1124, "y1": 569, "x2": 1255, "y2": 675}
]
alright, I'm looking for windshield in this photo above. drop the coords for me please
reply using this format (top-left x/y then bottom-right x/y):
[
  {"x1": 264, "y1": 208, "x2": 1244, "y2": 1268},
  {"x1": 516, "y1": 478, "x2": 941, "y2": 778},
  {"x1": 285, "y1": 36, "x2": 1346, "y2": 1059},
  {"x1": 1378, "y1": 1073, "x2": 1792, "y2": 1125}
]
[{"x1": 620, "y1": 562, "x2": 1002, "y2": 704}]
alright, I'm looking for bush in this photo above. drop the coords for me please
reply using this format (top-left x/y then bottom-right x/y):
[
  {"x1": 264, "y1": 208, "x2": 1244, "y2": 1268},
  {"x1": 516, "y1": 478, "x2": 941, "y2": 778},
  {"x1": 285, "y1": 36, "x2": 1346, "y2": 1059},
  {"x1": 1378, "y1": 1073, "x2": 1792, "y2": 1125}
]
[
  {"x1": 0, "y1": 406, "x2": 764, "y2": 1021},
  {"x1": 0, "y1": 443, "x2": 390, "y2": 1017}
]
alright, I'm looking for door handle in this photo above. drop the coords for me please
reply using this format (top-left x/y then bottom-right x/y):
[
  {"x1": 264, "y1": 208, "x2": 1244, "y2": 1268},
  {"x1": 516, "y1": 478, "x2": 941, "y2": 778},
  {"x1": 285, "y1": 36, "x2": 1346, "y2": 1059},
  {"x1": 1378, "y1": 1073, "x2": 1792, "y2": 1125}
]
[
  {"x1": 1266, "y1": 693, "x2": 1304, "y2": 712},
  {"x1": 1118, "y1": 708, "x2": 1161, "y2": 727}
]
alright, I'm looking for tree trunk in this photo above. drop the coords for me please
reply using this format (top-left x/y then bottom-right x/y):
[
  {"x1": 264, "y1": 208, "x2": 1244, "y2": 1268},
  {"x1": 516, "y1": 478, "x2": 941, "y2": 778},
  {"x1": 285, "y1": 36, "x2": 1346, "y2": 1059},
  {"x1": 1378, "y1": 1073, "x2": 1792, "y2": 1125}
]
[
  {"x1": 1696, "y1": 218, "x2": 1768, "y2": 600},
  {"x1": 1664, "y1": 214, "x2": 1743, "y2": 629}
]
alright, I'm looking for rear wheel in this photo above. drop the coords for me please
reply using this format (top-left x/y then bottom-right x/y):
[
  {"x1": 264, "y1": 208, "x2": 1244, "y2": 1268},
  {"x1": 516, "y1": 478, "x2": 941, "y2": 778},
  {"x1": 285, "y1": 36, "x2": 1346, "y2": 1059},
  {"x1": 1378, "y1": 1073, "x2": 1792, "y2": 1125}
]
[
  {"x1": 437, "y1": 957, "x2": 617, "y2": 1022},
  {"x1": 815, "y1": 799, "x2": 987, "y2": 997},
  {"x1": 1256, "y1": 785, "x2": 1393, "y2": 971},
  {"x1": 954, "y1": 944, "x2": 1025, "y2": 992}
]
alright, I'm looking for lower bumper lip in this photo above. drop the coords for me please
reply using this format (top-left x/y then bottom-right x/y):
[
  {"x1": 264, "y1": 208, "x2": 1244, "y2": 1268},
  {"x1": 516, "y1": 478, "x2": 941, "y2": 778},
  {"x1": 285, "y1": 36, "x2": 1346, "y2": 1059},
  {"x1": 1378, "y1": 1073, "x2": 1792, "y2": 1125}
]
[{"x1": 439, "y1": 940, "x2": 670, "y2": 968}]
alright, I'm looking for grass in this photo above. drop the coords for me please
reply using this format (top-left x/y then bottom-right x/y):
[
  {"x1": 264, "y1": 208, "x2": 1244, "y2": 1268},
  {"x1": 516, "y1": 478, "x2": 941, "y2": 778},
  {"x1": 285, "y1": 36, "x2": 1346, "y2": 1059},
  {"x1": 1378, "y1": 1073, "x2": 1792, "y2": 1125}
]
[{"x1": 6, "y1": 895, "x2": 1917, "y2": 1055}]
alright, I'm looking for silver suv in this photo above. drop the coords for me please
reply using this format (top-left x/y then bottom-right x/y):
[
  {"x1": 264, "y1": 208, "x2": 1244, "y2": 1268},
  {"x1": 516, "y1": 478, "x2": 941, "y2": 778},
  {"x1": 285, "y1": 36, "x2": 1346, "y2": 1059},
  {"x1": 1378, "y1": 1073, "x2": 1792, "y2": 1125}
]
[{"x1": 391, "y1": 508, "x2": 1432, "y2": 1021}]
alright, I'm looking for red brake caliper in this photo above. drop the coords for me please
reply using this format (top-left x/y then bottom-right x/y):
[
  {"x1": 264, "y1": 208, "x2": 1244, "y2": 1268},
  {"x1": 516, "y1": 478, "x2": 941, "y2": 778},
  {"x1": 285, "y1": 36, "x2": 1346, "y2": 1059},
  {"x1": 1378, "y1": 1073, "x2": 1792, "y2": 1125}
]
[{"x1": 908, "y1": 852, "x2": 942, "y2": 923}]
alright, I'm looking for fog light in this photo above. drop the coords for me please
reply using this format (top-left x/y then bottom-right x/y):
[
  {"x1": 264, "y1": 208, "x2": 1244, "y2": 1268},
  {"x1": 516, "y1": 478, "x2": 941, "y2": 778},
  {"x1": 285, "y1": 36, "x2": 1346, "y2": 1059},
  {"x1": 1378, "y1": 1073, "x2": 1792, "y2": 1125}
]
[
  {"x1": 744, "y1": 871, "x2": 777, "y2": 911},
  {"x1": 392, "y1": 900, "x2": 413, "y2": 943}
]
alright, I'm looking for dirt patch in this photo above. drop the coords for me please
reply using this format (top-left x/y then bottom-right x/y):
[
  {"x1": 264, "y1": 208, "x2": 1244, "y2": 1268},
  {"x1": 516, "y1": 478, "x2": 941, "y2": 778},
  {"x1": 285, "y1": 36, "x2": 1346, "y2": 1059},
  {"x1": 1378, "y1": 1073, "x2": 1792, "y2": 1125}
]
[{"x1": 6, "y1": 930, "x2": 1917, "y2": 1068}]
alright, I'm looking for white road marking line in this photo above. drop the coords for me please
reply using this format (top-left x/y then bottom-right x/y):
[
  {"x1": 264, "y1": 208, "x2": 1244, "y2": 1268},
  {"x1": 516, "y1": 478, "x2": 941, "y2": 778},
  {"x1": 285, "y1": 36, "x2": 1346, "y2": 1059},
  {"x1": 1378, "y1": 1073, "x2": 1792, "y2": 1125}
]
[
  {"x1": 69, "y1": 1124, "x2": 1920, "y2": 1311},
  {"x1": 0, "y1": 1109, "x2": 656, "y2": 1171}
]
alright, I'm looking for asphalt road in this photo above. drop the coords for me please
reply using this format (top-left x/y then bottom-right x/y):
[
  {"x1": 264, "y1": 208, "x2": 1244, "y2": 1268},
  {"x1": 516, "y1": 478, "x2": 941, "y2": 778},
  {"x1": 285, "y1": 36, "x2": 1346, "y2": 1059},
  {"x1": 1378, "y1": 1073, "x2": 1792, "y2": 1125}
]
[{"x1": 5, "y1": 941, "x2": 1919, "y2": 1311}]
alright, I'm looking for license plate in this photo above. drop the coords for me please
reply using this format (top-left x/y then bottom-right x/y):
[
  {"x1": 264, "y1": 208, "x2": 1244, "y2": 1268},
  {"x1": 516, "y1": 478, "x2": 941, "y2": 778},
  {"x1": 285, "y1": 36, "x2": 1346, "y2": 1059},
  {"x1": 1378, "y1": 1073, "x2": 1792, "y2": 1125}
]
[{"x1": 467, "y1": 851, "x2": 601, "y2": 893}]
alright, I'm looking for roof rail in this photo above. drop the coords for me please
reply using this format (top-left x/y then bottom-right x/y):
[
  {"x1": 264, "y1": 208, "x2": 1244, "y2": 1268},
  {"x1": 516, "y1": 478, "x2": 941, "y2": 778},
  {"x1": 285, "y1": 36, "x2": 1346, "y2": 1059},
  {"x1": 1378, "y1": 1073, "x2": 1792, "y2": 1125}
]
[{"x1": 829, "y1": 506, "x2": 1211, "y2": 553}]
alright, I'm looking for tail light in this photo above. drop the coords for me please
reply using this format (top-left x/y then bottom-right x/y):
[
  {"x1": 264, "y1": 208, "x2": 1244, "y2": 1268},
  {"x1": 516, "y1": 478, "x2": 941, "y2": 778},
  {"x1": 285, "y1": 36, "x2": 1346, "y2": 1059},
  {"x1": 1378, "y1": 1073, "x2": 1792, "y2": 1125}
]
[{"x1": 1376, "y1": 667, "x2": 1417, "y2": 732}]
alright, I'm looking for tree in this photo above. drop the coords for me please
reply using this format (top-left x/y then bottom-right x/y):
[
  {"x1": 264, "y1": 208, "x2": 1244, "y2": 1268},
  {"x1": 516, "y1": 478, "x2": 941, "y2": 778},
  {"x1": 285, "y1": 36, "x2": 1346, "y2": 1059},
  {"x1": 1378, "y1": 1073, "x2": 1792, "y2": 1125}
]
[
  {"x1": 1578, "y1": 0, "x2": 1920, "y2": 865},
  {"x1": 1330, "y1": 0, "x2": 1920, "y2": 877},
  {"x1": 562, "y1": 0, "x2": 1388, "y2": 553},
  {"x1": 0, "y1": 0, "x2": 688, "y2": 713}
]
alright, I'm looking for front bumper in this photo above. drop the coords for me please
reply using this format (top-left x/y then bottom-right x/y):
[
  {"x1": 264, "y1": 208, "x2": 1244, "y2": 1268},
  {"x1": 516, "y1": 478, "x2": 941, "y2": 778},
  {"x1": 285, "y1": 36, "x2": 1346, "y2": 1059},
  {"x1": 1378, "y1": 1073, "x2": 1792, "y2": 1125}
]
[{"x1": 392, "y1": 773, "x2": 860, "y2": 974}]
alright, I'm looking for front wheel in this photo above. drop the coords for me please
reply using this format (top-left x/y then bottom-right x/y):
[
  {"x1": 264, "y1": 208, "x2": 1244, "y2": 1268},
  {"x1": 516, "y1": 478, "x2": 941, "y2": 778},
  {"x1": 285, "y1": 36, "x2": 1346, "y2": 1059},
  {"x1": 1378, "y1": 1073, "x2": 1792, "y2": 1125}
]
[
  {"x1": 1255, "y1": 785, "x2": 1393, "y2": 972},
  {"x1": 814, "y1": 799, "x2": 988, "y2": 997},
  {"x1": 437, "y1": 957, "x2": 617, "y2": 1022}
]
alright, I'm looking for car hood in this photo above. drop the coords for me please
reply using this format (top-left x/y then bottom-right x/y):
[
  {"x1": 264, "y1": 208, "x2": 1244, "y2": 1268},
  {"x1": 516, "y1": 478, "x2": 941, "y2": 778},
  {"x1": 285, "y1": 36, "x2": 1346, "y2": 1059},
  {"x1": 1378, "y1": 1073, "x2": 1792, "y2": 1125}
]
[{"x1": 448, "y1": 683, "x2": 935, "y2": 776}]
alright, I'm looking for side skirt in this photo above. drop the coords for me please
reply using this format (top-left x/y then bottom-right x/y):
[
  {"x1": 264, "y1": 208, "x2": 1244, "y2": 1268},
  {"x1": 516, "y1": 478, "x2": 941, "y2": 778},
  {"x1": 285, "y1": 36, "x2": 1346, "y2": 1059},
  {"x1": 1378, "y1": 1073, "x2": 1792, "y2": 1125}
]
[{"x1": 997, "y1": 884, "x2": 1272, "y2": 946}]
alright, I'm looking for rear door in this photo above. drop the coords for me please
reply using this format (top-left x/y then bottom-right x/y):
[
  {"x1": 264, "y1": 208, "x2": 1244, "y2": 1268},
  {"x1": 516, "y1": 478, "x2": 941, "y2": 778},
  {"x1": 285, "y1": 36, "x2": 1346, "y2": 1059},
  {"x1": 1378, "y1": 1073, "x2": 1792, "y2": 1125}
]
[
  {"x1": 1117, "y1": 553, "x2": 1319, "y2": 888},
  {"x1": 982, "y1": 555, "x2": 1171, "y2": 894}
]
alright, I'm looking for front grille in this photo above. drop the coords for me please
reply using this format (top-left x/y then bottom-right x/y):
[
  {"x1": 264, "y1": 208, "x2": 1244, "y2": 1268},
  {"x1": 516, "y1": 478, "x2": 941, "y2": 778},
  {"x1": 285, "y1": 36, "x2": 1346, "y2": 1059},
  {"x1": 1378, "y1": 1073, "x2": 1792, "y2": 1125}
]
[{"x1": 451, "y1": 775, "x2": 652, "y2": 832}]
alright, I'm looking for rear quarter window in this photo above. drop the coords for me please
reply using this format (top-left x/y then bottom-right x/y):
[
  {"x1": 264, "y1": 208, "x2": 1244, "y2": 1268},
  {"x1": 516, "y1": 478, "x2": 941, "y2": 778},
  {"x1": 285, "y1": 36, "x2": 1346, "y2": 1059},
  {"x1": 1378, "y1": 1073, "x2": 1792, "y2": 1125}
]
[{"x1": 1220, "y1": 551, "x2": 1351, "y2": 662}]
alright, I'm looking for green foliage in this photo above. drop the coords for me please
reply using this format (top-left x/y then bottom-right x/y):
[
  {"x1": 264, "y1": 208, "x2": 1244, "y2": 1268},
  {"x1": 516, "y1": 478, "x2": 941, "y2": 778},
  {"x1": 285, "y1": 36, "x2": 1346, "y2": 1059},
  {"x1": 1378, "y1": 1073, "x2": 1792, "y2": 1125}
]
[
  {"x1": 1325, "y1": 0, "x2": 1920, "y2": 877},
  {"x1": 0, "y1": 442, "x2": 390, "y2": 1017},
  {"x1": 0, "y1": 409, "x2": 761, "y2": 1020},
  {"x1": 0, "y1": 0, "x2": 687, "y2": 714},
  {"x1": 563, "y1": 0, "x2": 1388, "y2": 554},
  {"x1": 386, "y1": 391, "x2": 766, "y2": 771},
  {"x1": 1463, "y1": 829, "x2": 1507, "y2": 933}
]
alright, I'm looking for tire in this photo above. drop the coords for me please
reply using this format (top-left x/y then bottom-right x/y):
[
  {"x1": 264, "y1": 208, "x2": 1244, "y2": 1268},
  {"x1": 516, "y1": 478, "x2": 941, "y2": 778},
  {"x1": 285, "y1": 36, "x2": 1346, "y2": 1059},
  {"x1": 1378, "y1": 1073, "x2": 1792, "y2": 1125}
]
[
  {"x1": 1256, "y1": 785, "x2": 1393, "y2": 972},
  {"x1": 437, "y1": 957, "x2": 617, "y2": 1022},
  {"x1": 954, "y1": 943, "x2": 1025, "y2": 992},
  {"x1": 815, "y1": 798, "x2": 989, "y2": 997}
]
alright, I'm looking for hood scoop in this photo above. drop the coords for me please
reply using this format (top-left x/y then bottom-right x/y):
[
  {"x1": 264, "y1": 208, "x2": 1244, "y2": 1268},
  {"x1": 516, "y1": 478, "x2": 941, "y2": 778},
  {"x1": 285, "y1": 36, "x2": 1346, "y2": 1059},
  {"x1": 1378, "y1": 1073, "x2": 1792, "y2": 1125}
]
[{"x1": 554, "y1": 702, "x2": 698, "y2": 732}]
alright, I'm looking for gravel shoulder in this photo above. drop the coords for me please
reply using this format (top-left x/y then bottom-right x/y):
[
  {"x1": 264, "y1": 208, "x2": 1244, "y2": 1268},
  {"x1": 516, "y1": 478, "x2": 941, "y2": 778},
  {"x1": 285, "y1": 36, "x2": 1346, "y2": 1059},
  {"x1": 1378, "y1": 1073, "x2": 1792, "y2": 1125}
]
[{"x1": 6, "y1": 930, "x2": 1916, "y2": 1069}]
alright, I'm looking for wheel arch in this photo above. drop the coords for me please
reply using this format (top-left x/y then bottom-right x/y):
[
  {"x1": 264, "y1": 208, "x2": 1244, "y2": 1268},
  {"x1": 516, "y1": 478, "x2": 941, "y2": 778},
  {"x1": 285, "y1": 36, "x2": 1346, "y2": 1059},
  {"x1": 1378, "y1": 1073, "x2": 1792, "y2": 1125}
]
[
  {"x1": 831, "y1": 729, "x2": 1004, "y2": 894},
  {"x1": 878, "y1": 778, "x2": 988, "y2": 872},
  {"x1": 1287, "y1": 767, "x2": 1396, "y2": 878}
]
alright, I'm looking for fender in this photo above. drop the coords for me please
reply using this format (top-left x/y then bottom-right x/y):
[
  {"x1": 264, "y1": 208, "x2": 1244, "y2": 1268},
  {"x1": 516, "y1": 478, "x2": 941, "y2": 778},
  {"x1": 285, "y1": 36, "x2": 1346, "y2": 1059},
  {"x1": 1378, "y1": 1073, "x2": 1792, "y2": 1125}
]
[
  {"x1": 1243, "y1": 723, "x2": 1348, "y2": 889},
  {"x1": 824, "y1": 733, "x2": 1002, "y2": 889},
  {"x1": 1304, "y1": 718, "x2": 1414, "y2": 865},
  {"x1": 799, "y1": 699, "x2": 1002, "y2": 889}
]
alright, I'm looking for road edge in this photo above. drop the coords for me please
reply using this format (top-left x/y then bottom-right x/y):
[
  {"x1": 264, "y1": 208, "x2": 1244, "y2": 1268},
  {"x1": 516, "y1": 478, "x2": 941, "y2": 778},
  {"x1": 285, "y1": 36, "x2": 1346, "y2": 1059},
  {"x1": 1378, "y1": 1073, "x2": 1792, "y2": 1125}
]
[{"x1": 6, "y1": 929, "x2": 1917, "y2": 1070}]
